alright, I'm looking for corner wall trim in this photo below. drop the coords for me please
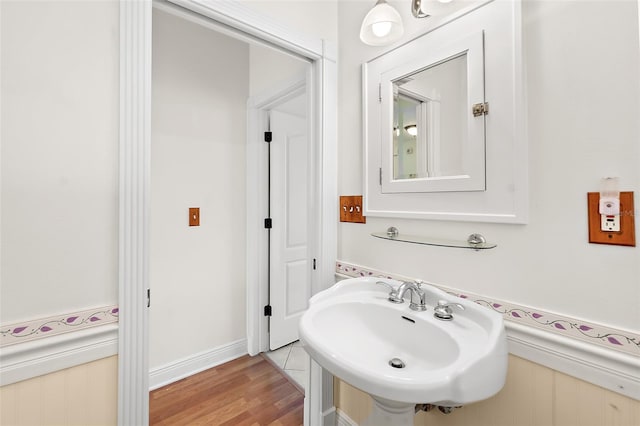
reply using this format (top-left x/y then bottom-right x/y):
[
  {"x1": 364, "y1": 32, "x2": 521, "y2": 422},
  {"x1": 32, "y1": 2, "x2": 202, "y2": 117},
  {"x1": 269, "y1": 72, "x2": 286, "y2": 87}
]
[
  {"x1": 149, "y1": 339, "x2": 247, "y2": 391},
  {"x1": 0, "y1": 323, "x2": 118, "y2": 386}
]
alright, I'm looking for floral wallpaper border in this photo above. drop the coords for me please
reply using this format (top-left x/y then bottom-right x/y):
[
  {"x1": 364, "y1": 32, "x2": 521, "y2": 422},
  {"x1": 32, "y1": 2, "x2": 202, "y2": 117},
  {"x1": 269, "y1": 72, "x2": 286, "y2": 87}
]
[
  {"x1": 336, "y1": 261, "x2": 639, "y2": 356},
  {"x1": 0, "y1": 305, "x2": 119, "y2": 347}
]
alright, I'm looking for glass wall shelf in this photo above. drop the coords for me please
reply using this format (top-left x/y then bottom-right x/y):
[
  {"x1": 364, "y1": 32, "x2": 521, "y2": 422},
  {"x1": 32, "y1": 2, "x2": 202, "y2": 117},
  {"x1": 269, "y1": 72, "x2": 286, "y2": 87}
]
[{"x1": 371, "y1": 228, "x2": 497, "y2": 250}]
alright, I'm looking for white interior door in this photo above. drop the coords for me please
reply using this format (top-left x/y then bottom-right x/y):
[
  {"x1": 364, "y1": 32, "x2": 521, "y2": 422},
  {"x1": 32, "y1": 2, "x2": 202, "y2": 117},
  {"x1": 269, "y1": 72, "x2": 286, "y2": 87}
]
[{"x1": 269, "y1": 103, "x2": 310, "y2": 350}]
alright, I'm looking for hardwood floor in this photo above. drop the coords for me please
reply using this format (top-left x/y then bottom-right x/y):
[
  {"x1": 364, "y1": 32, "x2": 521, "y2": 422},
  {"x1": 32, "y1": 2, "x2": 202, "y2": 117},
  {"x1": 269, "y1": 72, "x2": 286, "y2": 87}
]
[{"x1": 150, "y1": 354, "x2": 304, "y2": 425}]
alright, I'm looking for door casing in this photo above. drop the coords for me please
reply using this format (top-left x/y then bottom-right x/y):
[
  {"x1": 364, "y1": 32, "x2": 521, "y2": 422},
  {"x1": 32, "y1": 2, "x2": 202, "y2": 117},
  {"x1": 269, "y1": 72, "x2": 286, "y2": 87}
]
[{"x1": 119, "y1": 0, "x2": 337, "y2": 425}]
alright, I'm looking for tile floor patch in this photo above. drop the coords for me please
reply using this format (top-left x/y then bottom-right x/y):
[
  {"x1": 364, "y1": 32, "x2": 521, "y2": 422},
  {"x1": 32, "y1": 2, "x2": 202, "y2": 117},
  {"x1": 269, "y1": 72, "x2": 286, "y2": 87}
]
[{"x1": 266, "y1": 341, "x2": 307, "y2": 388}]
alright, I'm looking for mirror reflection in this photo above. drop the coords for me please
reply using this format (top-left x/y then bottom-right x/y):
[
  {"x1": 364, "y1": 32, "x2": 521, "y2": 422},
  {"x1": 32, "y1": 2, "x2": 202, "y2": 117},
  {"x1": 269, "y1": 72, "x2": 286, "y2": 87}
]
[{"x1": 392, "y1": 53, "x2": 467, "y2": 180}]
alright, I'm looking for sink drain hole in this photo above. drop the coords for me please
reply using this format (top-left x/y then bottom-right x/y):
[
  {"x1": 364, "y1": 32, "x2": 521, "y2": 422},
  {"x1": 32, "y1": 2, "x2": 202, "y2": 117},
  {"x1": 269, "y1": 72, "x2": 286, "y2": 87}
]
[{"x1": 389, "y1": 358, "x2": 406, "y2": 369}]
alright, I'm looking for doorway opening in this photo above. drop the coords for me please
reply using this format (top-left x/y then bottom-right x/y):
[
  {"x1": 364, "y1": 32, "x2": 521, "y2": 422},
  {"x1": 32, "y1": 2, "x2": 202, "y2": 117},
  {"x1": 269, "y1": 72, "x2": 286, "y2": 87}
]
[
  {"x1": 119, "y1": 1, "x2": 337, "y2": 424},
  {"x1": 149, "y1": 2, "x2": 312, "y2": 389}
]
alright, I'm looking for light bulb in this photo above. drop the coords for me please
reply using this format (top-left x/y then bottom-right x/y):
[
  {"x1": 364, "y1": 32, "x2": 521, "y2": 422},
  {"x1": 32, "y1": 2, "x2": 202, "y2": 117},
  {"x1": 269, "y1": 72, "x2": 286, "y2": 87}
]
[
  {"x1": 371, "y1": 21, "x2": 392, "y2": 37},
  {"x1": 360, "y1": 0, "x2": 404, "y2": 46}
]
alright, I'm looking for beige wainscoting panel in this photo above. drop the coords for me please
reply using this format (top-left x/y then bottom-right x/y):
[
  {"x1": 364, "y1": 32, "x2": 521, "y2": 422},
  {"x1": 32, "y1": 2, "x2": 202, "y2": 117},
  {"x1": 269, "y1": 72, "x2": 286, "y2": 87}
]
[
  {"x1": 555, "y1": 370, "x2": 640, "y2": 426},
  {"x1": 0, "y1": 356, "x2": 118, "y2": 426},
  {"x1": 334, "y1": 377, "x2": 373, "y2": 424},
  {"x1": 335, "y1": 355, "x2": 640, "y2": 426}
]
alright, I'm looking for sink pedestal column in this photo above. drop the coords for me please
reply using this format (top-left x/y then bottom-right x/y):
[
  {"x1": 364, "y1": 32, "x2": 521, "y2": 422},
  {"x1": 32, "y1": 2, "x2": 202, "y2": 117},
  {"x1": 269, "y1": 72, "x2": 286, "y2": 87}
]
[{"x1": 363, "y1": 397, "x2": 415, "y2": 426}]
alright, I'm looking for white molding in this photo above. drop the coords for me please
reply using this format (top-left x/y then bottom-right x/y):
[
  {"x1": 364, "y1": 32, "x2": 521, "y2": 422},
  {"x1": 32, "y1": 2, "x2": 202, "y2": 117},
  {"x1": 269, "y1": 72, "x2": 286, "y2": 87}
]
[
  {"x1": 149, "y1": 339, "x2": 247, "y2": 390},
  {"x1": 335, "y1": 408, "x2": 358, "y2": 426},
  {"x1": 318, "y1": 56, "x2": 338, "y2": 297},
  {"x1": 322, "y1": 407, "x2": 337, "y2": 426},
  {"x1": 0, "y1": 324, "x2": 118, "y2": 386},
  {"x1": 245, "y1": 99, "x2": 269, "y2": 357},
  {"x1": 507, "y1": 322, "x2": 640, "y2": 400},
  {"x1": 119, "y1": 1, "x2": 152, "y2": 425},
  {"x1": 166, "y1": 0, "x2": 326, "y2": 61},
  {"x1": 307, "y1": 358, "x2": 325, "y2": 426}
]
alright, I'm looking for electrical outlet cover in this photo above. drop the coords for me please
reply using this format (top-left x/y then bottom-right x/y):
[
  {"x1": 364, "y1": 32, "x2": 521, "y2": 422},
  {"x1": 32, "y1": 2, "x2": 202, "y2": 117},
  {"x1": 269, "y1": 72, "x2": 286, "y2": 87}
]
[{"x1": 588, "y1": 192, "x2": 635, "y2": 246}]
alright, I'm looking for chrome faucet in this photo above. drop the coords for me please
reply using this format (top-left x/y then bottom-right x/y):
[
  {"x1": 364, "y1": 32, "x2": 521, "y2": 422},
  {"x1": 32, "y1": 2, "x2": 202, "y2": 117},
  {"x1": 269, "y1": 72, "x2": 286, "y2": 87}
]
[
  {"x1": 378, "y1": 280, "x2": 427, "y2": 311},
  {"x1": 396, "y1": 281, "x2": 427, "y2": 311}
]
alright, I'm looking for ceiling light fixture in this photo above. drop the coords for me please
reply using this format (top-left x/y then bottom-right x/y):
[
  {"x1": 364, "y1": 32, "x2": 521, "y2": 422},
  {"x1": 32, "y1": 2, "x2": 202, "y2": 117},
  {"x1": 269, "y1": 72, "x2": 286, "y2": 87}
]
[{"x1": 359, "y1": 0, "x2": 404, "y2": 46}]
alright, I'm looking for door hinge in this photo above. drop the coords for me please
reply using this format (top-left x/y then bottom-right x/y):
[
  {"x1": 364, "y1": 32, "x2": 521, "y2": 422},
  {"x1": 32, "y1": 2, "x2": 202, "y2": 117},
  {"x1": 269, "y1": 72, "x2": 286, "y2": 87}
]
[
  {"x1": 313, "y1": 258, "x2": 317, "y2": 270},
  {"x1": 264, "y1": 131, "x2": 272, "y2": 143},
  {"x1": 264, "y1": 218, "x2": 272, "y2": 229},
  {"x1": 472, "y1": 102, "x2": 489, "y2": 117},
  {"x1": 264, "y1": 305, "x2": 272, "y2": 316},
  {"x1": 379, "y1": 167, "x2": 382, "y2": 186},
  {"x1": 147, "y1": 288, "x2": 151, "y2": 308},
  {"x1": 378, "y1": 83, "x2": 382, "y2": 103}
]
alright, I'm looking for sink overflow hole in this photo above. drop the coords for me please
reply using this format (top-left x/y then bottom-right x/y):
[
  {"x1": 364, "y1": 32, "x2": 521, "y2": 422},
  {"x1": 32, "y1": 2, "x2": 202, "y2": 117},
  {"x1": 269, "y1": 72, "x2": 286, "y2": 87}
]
[
  {"x1": 401, "y1": 316, "x2": 415, "y2": 323},
  {"x1": 389, "y1": 358, "x2": 406, "y2": 369}
]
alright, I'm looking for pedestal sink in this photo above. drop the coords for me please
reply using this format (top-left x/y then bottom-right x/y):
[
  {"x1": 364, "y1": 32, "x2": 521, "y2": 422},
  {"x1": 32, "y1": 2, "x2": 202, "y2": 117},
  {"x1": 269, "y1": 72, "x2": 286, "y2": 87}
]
[{"x1": 299, "y1": 277, "x2": 508, "y2": 425}]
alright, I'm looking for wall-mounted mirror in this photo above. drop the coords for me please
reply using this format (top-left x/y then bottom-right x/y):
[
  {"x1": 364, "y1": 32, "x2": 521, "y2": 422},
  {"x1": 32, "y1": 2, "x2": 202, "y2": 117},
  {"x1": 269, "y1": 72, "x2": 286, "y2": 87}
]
[
  {"x1": 379, "y1": 31, "x2": 485, "y2": 193},
  {"x1": 363, "y1": 0, "x2": 527, "y2": 223},
  {"x1": 392, "y1": 52, "x2": 467, "y2": 181}
]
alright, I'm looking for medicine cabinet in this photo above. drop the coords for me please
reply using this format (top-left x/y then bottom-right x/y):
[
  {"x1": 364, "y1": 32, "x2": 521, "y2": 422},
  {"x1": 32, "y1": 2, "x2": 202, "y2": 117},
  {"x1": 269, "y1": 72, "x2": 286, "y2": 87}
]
[{"x1": 363, "y1": 0, "x2": 528, "y2": 224}]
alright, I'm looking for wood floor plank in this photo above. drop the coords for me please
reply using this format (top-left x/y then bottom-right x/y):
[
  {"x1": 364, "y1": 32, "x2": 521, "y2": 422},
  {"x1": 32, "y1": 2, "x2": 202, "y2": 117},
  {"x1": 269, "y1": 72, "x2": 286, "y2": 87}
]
[{"x1": 150, "y1": 354, "x2": 303, "y2": 426}]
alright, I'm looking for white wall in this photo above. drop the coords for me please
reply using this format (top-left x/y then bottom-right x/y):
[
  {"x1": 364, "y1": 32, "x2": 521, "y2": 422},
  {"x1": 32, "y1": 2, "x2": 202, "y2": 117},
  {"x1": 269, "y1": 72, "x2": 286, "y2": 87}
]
[
  {"x1": 0, "y1": 0, "x2": 119, "y2": 324},
  {"x1": 337, "y1": 0, "x2": 639, "y2": 331},
  {"x1": 249, "y1": 45, "x2": 308, "y2": 97},
  {"x1": 150, "y1": 9, "x2": 249, "y2": 369},
  {"x1": 244, "y1": 0, "x2": 337, "y2": 97},
  {"x1": 242, "y1": 0, "x2": 338, "y2": 45}
]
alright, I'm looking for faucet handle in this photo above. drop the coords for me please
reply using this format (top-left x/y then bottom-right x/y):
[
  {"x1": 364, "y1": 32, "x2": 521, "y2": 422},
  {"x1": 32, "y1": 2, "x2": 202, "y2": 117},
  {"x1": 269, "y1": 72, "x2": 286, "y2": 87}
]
[
  {"x1": 414, "y1": 279, "x2": 423, "y2": 288},
  {"x1": 376, "y1": 281, "x2": 403, "y2": 304},
  {"x1": 434, "y1": 300, "x2": 465, "y2": 321}
]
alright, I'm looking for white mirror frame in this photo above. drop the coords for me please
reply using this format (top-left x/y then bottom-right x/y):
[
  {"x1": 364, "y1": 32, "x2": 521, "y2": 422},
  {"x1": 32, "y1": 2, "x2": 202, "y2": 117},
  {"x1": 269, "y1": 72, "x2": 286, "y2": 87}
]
[
  {"x1": 119, "y1": 0, "x2": 337, "y2": 424},
  {"x1": 363, "y1": 0, "x2": 528, "y2": 223},
  {"x1": 380, "y1": 31, "x2": 486, "y2": 193}
]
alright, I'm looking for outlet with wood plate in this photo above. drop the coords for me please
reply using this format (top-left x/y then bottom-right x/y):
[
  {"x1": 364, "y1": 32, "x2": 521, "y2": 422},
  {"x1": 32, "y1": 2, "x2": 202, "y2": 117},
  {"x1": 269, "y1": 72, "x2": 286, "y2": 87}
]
[
  {"x1": 340, "y1": 195, "x2": 366, "y2": 223},
  {"x1": 587, "y1": 192, "x2": 635, "y2": 246}
]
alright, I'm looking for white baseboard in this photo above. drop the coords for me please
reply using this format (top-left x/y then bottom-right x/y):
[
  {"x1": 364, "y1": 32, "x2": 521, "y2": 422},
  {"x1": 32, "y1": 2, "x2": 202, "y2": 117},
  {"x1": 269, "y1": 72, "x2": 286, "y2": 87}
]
[
  {"x1": 149, "y1": 339, "x2": 247, "y2": 390},
  {"x1": 335, "y1": 408, "x2": 358, "y2": 426},
  {"x1": 0, "y1": 323, "x2": 118, "y2": 386}
]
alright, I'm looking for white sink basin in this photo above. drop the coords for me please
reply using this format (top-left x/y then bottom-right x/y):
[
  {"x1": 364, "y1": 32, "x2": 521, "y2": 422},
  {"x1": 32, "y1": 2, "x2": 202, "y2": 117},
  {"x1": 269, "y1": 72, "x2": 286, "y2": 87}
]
[{"x1": 299, "y1": 277, "x2": 508, "y2": 407}]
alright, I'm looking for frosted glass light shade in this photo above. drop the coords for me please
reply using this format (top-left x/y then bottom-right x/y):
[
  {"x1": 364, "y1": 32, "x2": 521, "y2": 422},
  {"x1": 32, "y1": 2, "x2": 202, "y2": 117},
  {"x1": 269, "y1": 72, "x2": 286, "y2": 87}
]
[{"x1": 360, "y1": 0, "x2": 404, "y2": 46}]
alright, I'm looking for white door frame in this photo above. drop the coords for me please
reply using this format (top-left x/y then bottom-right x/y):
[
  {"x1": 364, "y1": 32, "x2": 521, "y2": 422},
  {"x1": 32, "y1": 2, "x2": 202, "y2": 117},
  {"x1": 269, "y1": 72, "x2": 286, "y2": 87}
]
[
  {"x1": 119, "y1": 1, "x2": 337, "y2": 425},
  {"x1": 246, "y1": 75, "x2": 308, "y2": 356}
]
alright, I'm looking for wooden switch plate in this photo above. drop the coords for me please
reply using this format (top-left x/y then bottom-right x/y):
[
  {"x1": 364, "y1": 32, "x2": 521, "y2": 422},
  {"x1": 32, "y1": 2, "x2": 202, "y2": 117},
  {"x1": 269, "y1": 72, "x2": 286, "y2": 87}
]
[
  {"x1": 587, "y1": 192, "x2": 635, "y2": 246},
  {"x1": 339, "y1": 195, "x2": 366, "y2": 224},
  {"x1": 189, "y1": 207, "x2": 200, "y2": 226}
]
